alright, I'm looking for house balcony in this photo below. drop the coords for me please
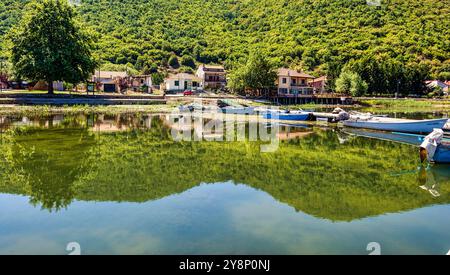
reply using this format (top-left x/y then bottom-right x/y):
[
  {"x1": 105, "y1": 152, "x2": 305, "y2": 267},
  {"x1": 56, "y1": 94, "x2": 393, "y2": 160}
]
[
  {"x1": 204, "y1": 80, "x2": 227, "y2": 89},
  {"x1": 290, "y1": 83, "x2": 309, "y2": 87},
  {"x1": 278, "y1": 86, "x2": 314, "y2": 96},
  {"x1": 205, "y1": 78, "x2": 227, "y2": 83}
]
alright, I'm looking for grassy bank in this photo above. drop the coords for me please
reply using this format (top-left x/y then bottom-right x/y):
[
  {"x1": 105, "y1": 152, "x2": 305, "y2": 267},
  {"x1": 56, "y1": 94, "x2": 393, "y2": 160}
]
[
  {"x1": 359, "y1": 98, "x2": 450, "y2": 108},
  {"x1": 357, "y1": 98, "x2": 450, "y2": 113},
  {"x1": 0, "y1": 104, "x2": 177, "y2": 117},
  {"x1": 1, "y1": 90, "x2": 159, "y2": 96},
  {"x1": 1, "y1": 98, "x2": 449, "y2": 117}
]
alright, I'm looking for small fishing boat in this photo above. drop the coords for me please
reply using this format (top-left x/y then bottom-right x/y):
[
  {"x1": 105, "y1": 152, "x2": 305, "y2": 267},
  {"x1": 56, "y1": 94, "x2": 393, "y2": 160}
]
[
  {"x1": 218, "y1": 99, "x2": 255, "y2": 114},
  {"x1": 178, "y1": 103, "x2": 211, "y2": 112},
  {"x1": 262, "y1": 110, "x2": 312, "y2": 121},
  {"x1": 343, "y1": 128, "x2": 426, "y2": 145},
  {"x1": 221, "y1": 106, "x2": 255, "y2": 114},
  {"x1": 420, "y1": 129, "x2": 450, "y2": 164},
  {"x1": 343, "y1": 128, "x2": 450, "y2": 164},
  {"x1": 343, "y1": 115, "x2": 448, "y2": 134},
  {"x1": 432, "y1": 146, "x2": 450, "y2": 164}
]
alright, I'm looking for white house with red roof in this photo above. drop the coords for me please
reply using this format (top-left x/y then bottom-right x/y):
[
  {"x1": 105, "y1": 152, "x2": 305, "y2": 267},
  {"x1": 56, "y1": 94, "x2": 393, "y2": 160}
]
[{"x1": 276, "y1": 68, "x2": 315, "y2": 96}]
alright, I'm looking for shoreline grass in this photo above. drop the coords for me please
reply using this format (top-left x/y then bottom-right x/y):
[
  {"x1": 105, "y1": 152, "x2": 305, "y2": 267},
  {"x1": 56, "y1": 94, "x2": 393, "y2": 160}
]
[
  {"x1": 0, "y1": 97, "x2": 449, "y2": 117},
  {"x1": 0, "y1": 104, "x2": 177, "y2": 117},
  {"x1": 359, "y1": 98, "x2": 450, "y2": 108}
]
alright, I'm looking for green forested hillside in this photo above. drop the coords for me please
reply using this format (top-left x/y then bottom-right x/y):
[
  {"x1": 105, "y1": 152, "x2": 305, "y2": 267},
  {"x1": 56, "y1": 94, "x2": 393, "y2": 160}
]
[{"x1": 1, "y1": 0, "x2": 449, "y2": 92}]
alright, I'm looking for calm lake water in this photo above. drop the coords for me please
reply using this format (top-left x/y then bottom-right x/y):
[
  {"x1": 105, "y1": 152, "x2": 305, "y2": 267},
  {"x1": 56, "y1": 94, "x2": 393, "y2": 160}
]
[{"x1": 0, "y1": 112, "x2": 449, "y2": 255}]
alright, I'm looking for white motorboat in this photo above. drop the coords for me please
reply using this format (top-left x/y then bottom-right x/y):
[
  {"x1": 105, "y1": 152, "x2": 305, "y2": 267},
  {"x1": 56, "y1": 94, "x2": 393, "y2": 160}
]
[{"x1": 343, "y1": 115, "x2": 448, "y2": 134}]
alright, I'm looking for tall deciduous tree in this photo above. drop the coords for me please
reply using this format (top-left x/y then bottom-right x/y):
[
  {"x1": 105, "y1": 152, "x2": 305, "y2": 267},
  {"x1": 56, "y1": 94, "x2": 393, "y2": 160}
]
[
  {"x1": 9, "y1": 0, "x2": 97, "y2": 94},
  {"x1": 228, "y1": 51, "x2": 277, "y2": 96},
  {"x1": 335, "y1": 70, "x2": 368, "y2": 97}
]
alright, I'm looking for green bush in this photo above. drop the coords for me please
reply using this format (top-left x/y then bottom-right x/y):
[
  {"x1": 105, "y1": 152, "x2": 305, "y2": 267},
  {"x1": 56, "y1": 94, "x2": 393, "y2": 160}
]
[
  {"x1": 168, "y1": 55, "x2": 180, "y2": 69},
  {"x1": 180, "y1": 55, "x2": 196, "y2": 69}
]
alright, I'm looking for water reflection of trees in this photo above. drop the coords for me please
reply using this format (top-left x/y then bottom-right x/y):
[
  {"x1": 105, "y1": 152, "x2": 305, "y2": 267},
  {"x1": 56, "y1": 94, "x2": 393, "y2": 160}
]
[
  {"x1": 0, "y1": 126, "x2": 96, "y2": 211},
  {"x1": 0, "y1": 115, "x2": 171, "y2": 211},
  {"x1": 72, "y1": 122, "x2": 450, "y2": 221},
  {"x1": 0, "y1": 115, "x2": 449, "y2": 220}
]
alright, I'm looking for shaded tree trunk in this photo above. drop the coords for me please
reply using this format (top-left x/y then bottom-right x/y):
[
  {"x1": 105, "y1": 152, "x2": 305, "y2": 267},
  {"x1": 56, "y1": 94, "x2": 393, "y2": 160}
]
[{"x1": 48, "y1": 80, "x2": 54, "y2": 95}]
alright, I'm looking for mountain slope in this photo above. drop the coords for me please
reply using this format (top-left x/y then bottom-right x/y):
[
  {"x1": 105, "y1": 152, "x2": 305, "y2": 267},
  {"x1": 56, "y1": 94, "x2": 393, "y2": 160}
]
[{"x1": 1, "y1": 0, "x2": 449, "y2": 86}]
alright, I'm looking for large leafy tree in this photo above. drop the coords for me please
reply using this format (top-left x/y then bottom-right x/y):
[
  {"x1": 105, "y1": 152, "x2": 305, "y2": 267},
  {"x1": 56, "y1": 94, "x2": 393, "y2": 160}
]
[
  {"x1": 335, "y1": 70, "x2": 368, "y2": 97},
  {"x1": 228, "y1": 51, "x2": 277, "y2": 96},
  {"x1": 9, "y1": 0, "x2": 97, "y2": 94}
]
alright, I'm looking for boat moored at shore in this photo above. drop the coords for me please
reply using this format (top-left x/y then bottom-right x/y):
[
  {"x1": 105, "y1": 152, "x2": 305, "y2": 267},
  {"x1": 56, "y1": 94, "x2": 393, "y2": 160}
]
[
  {"x1": 262, "y1": 110, "x2": 312, "y2": 121},
  {"x1": 343, "y1": 116, "x2": 448, "y2": 134},
  {"x1": 343, "y1": 127, "x2": 450, "y2": 164}
]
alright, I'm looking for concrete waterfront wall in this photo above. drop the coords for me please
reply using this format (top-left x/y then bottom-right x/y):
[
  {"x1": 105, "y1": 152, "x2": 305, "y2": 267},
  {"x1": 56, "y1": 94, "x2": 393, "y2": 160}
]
[{"x1": 0, "y1": 94, "x2": 166, "y2": 105}]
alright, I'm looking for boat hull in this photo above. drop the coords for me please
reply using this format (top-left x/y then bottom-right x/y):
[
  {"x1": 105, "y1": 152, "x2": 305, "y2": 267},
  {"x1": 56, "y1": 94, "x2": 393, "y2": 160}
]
[
  {"x1": 343, "y1": 128, "x2": 450, "y2": 164},
  {"x1": 263, "y1": 112, "x2": 311, "y2": 121},
  {"x1": 434, "y1": 146, "x2": 450, "y2": 164},
  {"x1": 343, "y1": 118, "x2": 448, "y2": 134},
  {"x1": 221, "y1": 107, "x2": 255, "y2": 115}
]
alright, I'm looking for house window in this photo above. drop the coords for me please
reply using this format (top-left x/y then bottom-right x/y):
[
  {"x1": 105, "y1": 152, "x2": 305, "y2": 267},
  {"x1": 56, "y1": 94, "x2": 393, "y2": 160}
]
[
  {"x1": 193, "y1": 81, "x2": 198, "y2": 87},
  {"x1": 279, "y1": 88, "x2": 288, "y2": 94},
  {"x1": 292, "y1": 79, "x2": 296, "y2": 85},
  {"x1": 174, "y1": 81, "x2": 179, "y2": 86},
  {"x1": 301, "y1": 79, "x2": 306, "y2": 85},
  {"x1": 282, "y1": 78, "x2": 287, "y2": 84}
]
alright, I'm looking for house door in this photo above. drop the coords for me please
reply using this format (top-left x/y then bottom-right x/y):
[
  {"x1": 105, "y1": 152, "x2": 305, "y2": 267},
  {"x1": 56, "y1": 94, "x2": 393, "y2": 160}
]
[{"x1": 184, "y1": 81, "x2": 188, "y2": 90}]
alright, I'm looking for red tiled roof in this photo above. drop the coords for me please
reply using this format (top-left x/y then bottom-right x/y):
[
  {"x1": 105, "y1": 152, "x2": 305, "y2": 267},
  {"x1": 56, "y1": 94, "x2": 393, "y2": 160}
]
[
  {"x1": 94, "y1": 71, "x2": 127, "y2": 79},
  {"x1": 277, "y1": 68, "x2": 314, "y2": 78},
  {"x1": 166, "y1": 73, "x2": 202, "y2": 81},
  {"x1": 201, "y1": 64, "x2": 225, "y2": 70},
  {"x1": 312, "y1": 76, "x2": 327, "y2": 82}
]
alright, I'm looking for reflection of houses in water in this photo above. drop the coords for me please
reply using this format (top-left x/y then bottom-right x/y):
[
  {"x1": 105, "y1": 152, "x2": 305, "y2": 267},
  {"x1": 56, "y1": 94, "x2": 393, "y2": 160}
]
[
  {"x1": 141, "y1": 116, "x2": 153, "y2": 129},
  {"x1": 0, "y1": 116, "x2": 7, "y2": 141},
  {"x1": 162, "y1": 113, "x2": 314, "y2": 141},
  {"x1": 91, "y1": 114, "x2": 156, "y2": 132},
  {"x1": 92, "y1": 119, "x2": 130, "y2": 132},
  {"x1": 0, "y1": 116, "x2": 6, "y2": 127},
  {"x1": 92, "y1": 114, "x2": 130, "y2": 132},
  {"x1": 2, "y1": 114, "x2": 159, "y2": 133},
  {"x1": 9, "y1": 115, "x2": 65, "y2": 128},
  {"x1": 277, "y1": 130, "x2": 313, "y2": 141}
]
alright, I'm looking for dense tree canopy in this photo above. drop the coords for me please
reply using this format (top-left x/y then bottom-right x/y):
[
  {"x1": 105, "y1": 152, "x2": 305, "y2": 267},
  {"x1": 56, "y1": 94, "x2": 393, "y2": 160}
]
[
  {"x1": 1, "y1": 0, "x2": 449, "y2": 94},
  {"x1": 8, "y1": 0, "x2": 97, "y2": 93},
  {"x1": 228, "y1": 50, "x2": 277, "y2": 95},
  {"x1": 335, "y1": 70, "x2": 368, "y2": 96}
]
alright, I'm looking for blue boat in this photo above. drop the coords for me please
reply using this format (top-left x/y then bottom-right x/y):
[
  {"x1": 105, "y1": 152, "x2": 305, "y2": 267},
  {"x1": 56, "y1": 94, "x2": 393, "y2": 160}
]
[
  {"x1": 343, "y1": 128, "x2": 450, "y2": 164},
  {"x1": 262, "y1": 110, "x2": 311, "y2": 121},
  {"x1": 433, "y1": 145, "x2": 450, "y2": 164}
]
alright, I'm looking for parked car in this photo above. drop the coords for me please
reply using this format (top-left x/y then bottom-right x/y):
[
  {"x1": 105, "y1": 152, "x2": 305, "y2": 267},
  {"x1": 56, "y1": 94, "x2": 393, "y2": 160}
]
[{"x1": 183, "y1": 90, "x2": 193, "y2": 96}]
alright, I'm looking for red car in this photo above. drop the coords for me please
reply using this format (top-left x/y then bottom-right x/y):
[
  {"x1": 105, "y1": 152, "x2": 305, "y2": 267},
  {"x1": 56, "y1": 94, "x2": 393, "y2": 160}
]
[{"x1": 183, "y1": 90, "x2": 194, "y2": 96}]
